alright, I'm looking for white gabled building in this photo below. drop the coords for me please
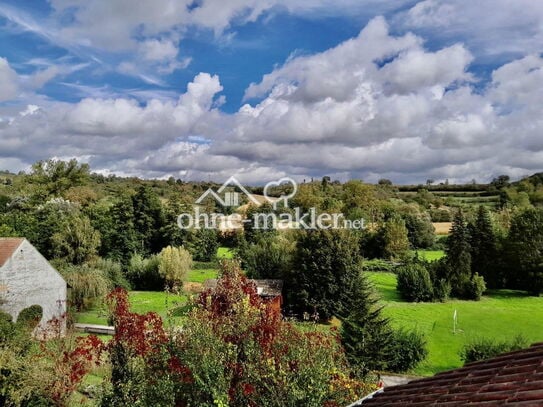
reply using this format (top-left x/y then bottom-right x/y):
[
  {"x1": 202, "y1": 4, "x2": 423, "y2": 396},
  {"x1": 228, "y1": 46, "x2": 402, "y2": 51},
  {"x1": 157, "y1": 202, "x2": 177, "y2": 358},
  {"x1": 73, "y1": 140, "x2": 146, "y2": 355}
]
[{"x1": 0, "y1": 238, "x2": 67, "y2": 332}]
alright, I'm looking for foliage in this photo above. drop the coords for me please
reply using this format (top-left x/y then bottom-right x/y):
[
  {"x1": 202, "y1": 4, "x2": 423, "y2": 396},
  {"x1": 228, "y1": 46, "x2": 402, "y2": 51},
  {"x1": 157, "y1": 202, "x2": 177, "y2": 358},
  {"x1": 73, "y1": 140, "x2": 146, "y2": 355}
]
[
  {"x1": 157, "y1": 246, "x2": 192, "y2": 289},
  {"x1": 51, "y1": 213, "x2": 101, "y2": 265},
  {"x1": 100, "y1": 265, "x2": 374, "y2": 406},
  {"x1": 131, "y1": 185, "x2": 166, "y2": 255},
  {"x1": 288, "y1": 229, "x2": 362, "y2": 320},
  {"x1": 92, "y1": 257, "x2": 131, "y2": 290},
  {"x1": 460, "y1": 335, "x2": 528, "y2": 364},
  {"x1": 185, "y1": 228, "x2": 219, "y2": 262},
  {"x1": 126, "y1": 253, "x2": 164, "y2": 290},
  {"x1": 442, "y1": 211, "x2": 473, "y2": 298},
  {"x1": 382, "y1": 215, "x2": 410, "y2": 260},
  {"x1": 61, "y1": 264, "x2": 112, "y2": 311},
  {"x1": 387, "y1": 329, "x2": 428, "y2": 373},
  {"x1": 402, "y1": 212, "x2": 435, "y2": 249},
  {"x1": 239, "y1": 233, "x2": 295, "y2": 279},
  {"x1": 16, "y1": 304, "x2": 43, "y2": 331},
  {"x1": 362, "y1": 258, "x2": 396, "y2": 272},
  {"x1": 0, "y1": 314, "x2": 103, "y2": 407},
  {"x1": 505, "y1": 208, "x2": 543, "y2": 295},
  {"x1": 340, "y1": 273, "x2": 395, "y2": 377},
  {"x1": 468, "y1": 206, "x2": 500, "y2": 288},
  {"x1": 396, "y1": 262, "x2": 434, "y2": 302},
  {"x1": 461, "y1": 273, "x2": 487, "y2": 300},
  {"x1": 26, "y1": 158, "x2": 90, "y2": 199}
]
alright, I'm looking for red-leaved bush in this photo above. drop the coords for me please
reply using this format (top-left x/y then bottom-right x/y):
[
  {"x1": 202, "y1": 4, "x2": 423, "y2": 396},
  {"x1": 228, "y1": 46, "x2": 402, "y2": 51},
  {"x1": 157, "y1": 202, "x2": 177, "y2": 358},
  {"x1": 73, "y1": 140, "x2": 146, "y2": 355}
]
[{"x1": 98, "y1": 260, "x2": 375, "y2": 407}]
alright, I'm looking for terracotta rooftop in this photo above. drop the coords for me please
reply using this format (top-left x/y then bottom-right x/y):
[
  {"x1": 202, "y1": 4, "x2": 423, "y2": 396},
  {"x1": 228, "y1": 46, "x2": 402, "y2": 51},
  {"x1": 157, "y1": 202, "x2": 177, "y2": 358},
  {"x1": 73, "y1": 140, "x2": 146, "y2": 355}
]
[
  {"x1": 0, "y1": 238, "x2": 24, "y2": 267},
  {"x1": 204, "y1": 279, "x2": 283, "y2": 297},
  {"x1": 357, "y1": 342, "x2": 543, "y2": 406}
]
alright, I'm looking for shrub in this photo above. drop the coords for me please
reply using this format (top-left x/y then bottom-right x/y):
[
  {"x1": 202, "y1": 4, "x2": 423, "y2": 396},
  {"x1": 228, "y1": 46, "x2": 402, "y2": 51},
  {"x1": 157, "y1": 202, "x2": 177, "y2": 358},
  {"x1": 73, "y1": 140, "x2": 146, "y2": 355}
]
[
  {"x1": 126, "y1": 253, "x2": 164, "y2": 290},
  {"x1": 461, "y1": 273, "x2": 487, "y2": 300},
  {"x1": 101, "y1": 263, "x2": 376, "y2": 406},
  {"x1": 362, "y1": 258, "x2": 395, "y2": 273},
  {"x1": 61, "y1": 265, "x2": 111, "y2": 311},
  {"x1": 388, "y1": 329, "x2": 428, "y2": 373},
  {"x1": 16, "y1": 305, "x2": 43, "y2": 330},
  {"x1": 0, "y1": 310, "x2": 15, "y2": 344},
  {"x1": 158, "y1": 246, "x2": 192, "y2": 289},
  {"x1": 396, "y1": 262, "x2": 434, "y2": 302},
  {"x1": 94, "y1": 258, "x2": 131, "y2": 290},
  {"x1": 240, "y1": 234, "x2": 294, "y2": 279},
  {"x1": 431, "y1": 278, "x2": 451, "y2": 302},
  {"x1": 460, "y1": 335, "x2": 528, "y2": 364}
]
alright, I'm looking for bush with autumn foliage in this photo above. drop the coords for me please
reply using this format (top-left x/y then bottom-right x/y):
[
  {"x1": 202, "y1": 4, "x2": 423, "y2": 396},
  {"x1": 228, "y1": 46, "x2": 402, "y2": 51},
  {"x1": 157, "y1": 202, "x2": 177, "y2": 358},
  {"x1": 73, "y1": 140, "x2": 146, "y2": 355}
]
[{"x1": 100, "y1": 260, "x2": 376, "y2": 406}]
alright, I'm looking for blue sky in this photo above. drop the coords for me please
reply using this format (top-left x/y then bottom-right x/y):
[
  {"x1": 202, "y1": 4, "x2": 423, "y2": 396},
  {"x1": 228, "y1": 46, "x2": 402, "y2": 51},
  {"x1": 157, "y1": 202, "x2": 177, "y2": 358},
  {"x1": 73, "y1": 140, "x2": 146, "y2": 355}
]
[{"x1": 0, "y1": 0, "x2": 542, "y2": 184}]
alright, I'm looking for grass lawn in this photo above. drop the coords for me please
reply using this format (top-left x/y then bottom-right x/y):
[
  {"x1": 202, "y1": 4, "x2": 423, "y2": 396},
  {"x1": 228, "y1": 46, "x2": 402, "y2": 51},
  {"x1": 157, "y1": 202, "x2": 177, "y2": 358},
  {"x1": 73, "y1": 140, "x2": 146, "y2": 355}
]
[
  {"x1": 367, "y1": 272, "x2": 543, "y2": 376},
  {"x1": 187, "y1": 267, "x2": 218, "y2": 283},
  {"x1": 412, "y1": 250, "x2": 445, "y2": 262},
  {"x1": 217, "y1": 246, "x2": 234, "y2": 259},
  {"x1": 75, "y1": 291, "x2": 188, "y2": 326}
]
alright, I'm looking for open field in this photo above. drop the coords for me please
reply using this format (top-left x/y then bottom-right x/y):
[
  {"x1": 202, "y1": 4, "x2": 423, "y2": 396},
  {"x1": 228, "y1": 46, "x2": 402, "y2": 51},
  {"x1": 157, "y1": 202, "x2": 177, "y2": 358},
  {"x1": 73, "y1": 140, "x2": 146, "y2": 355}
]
[
  {"x1": 413, "y1": 250, "x2": 445, "y2": 262},
  {"x1": 433, "y1": 222, "x2": 452, "y2": 235},
  {"x1": 368, "y1": 272, "x2": 543, "y2": 376}
]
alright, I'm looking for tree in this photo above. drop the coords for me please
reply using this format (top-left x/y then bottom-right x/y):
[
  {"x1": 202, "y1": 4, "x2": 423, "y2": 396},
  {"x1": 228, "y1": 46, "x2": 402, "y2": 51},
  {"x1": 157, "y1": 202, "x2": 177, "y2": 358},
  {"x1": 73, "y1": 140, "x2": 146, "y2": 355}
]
[
  {"x1": 402, "y1": 212, "x2": 435, "y2": 249},
  {"x1": 158, "y1": 246, "x2": 192, "y2": 289},
  {"x1": 491, "y1": 174, "x2": 510, "y2": 190},
  {"x1": 469, "y1": 206, "x2": 499, "y2": 287},
  {"x1": 51, "y1": 213, "x2": 101, "y2": 265},
  {"x1": 378, "y1": 179, "x2": 392, "y2": 186},
  {"x1": 185, "y1": 228, "x2": 218, "y2": 262},
  {"x1": 27, "y1": 159, "x2": 90, "y2": 198},
  {"x1": 132, "y1": 186, "x2": 166, "y2": 254},
  {"x1": 106, "y1": 195, "x2": 138, "y2": 264},
  {"x1": 340, "y1": 273, "x2": 394, "y2": 376},
  {"x1": 505, "y1": 208, "x2": 543, "y2": 295},
  {"x1": 382, "y1": 215, "x2": 410, "y2": 260},
  {"x1": 240, "y1": 233, "x2": 295, "y2": 279},
  {"x1": 287, "y1": 229, "x2": 361, "y2": 320},
  {"x1": 443, "y1": 211, "x2": 474, "y2": 298}
]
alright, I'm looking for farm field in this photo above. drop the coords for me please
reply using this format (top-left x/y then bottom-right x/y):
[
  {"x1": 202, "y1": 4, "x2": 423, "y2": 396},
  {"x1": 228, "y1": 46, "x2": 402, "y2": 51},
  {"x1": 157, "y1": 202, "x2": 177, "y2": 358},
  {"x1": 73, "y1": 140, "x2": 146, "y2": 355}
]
[{"x1": 367, "y1": 272, "x2": 543, "y2": 376}]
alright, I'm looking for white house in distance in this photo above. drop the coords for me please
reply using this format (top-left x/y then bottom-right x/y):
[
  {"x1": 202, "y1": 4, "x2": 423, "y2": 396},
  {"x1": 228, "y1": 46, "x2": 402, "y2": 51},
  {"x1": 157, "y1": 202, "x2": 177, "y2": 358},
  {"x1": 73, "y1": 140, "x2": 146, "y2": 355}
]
[{"x1": 0, "y1": 238, "x2": 67, "y2": 331}]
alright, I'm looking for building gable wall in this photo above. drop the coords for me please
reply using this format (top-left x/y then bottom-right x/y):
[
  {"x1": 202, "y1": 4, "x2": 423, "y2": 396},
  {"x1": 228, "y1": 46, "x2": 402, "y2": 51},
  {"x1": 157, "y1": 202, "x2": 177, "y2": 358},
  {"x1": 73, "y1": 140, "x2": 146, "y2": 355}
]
[{"x1": 0, "y1": 239, "x2": 67, "y2": 330}]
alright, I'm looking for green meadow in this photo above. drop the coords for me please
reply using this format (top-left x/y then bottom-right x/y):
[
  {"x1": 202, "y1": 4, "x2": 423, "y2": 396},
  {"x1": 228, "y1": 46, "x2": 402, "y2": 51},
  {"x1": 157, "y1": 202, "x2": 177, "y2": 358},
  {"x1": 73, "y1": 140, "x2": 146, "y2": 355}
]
[{"x1": 368, "y1": 271, "x2": 543, "y2": 376}]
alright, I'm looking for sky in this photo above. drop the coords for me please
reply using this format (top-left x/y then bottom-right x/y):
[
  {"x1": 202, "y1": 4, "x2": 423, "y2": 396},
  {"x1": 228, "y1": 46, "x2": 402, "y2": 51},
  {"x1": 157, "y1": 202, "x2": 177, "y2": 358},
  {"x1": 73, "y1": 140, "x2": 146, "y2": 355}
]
[{"x1": 0, "y1": 0, "x2": 542, "y2": 185}]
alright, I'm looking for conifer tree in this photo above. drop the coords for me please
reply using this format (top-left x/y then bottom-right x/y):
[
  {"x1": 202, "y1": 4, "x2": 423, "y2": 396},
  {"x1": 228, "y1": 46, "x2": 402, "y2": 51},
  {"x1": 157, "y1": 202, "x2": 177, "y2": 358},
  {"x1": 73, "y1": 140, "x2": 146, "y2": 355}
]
[
  {"x1": 340, "y1": 273, "x2": 394, "y2": 377},
  {"x1": 444, "y1": 210, "x2": 472, "y2": 296},
  {"x1": 469, "y1": 206, "x2": 499, "y2": 287}
]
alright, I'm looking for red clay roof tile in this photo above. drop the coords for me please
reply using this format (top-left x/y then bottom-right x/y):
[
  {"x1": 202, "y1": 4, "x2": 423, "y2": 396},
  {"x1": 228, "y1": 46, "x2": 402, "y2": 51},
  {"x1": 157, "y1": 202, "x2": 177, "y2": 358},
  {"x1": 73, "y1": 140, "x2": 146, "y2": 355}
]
[
  {"x1": 0, "y1": 238, "x2": 24, "y2": 267},
  {"x1": 358, "y1": 343, "x2": 543, "y2": 406}
]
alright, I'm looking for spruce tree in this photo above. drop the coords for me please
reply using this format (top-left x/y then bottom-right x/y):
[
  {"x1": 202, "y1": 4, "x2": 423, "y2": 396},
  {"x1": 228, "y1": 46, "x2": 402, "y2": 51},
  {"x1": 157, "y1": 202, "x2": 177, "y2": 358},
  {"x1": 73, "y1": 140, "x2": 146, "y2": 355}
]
[
  {"x1": 470, "y1": 206, "x2": 499, "y2": 287},
  {"x1": 340, "y1": 273, "x2": 394, "y2": 377},
  {"x1": 445, "y1": 210, "x2": 472, "y2": 297}
]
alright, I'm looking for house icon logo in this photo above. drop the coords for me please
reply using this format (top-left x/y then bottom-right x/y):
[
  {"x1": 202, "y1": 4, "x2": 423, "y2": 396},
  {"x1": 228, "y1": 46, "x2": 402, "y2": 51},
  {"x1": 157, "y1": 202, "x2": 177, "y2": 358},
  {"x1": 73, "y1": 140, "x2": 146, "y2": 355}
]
[{"x1": 195, "y1": 176, "x2": 260, "y2": 207}]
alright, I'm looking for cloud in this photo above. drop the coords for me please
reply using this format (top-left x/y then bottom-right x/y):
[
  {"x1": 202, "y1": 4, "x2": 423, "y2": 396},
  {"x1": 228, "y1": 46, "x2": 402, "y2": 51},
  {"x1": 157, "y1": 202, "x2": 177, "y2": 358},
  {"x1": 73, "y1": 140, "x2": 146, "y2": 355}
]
[
  {"x1": 399, "y1": 0, "x2": 543, "y2": 59},
  {"x1": 0, "y1": 58, "x2": 19, "y2": 101},
  {"x1": 1, "y1": 16, "x2": 543, "y2": 184}
]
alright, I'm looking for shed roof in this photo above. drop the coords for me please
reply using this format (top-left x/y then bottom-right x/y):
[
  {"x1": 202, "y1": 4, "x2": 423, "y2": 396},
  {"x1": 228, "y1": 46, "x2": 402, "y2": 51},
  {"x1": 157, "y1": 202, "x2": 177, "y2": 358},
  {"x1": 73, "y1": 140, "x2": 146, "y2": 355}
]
[
  {"x1": 357, "y1": 342, "x2": 543, "y2": 406},
  {"x1": 0, "y1": 238, "x2": 24, "y2": 267},
  {"x1": 204, "y1": 279, "x2": 283, "y2": 297}
]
